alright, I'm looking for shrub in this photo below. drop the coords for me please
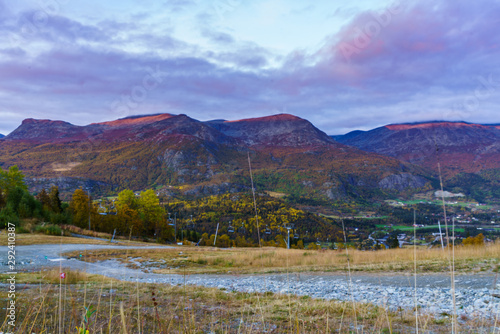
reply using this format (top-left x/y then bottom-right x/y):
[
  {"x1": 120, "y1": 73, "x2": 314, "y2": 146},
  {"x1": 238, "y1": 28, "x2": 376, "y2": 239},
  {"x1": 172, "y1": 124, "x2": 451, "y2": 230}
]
[
  {"x1": 44, "y1": 268, "x2": 88, "y2": 284},
  {"x1": 0, "y1": 207, "x2": 20, "y2": 227},
  {"x1": 462, "y1": 233, "x2": 485, "y2": 246},
  {"x1": 50, "y1": 212, "x2": 69, "y2": 225},
  {"x1": 35, "y1": 224, "x2": 62, "y2": 236}
]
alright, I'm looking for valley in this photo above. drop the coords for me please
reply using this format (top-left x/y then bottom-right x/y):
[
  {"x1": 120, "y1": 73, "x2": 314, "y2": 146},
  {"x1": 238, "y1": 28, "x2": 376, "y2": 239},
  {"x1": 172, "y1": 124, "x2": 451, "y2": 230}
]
[{"x1": 1, "y1": 114, "x2": 500, "y2": 333}]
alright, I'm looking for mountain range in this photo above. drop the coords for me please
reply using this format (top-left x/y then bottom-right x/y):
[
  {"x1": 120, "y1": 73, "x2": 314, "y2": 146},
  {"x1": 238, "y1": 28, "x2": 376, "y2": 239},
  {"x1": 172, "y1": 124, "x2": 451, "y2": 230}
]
[
  {"x1": 334, "y1": 121, "x2": 500, "y2": 176},
  {"x1": 1, "y1": 114, "x2": 498, "y2": 203}
]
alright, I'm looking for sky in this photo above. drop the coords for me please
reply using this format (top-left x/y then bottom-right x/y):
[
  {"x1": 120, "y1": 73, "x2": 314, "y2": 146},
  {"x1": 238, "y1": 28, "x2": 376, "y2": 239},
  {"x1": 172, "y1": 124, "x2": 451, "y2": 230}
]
[{"x1": 1, "y1": 0, "x2": 500, "y2": 136}]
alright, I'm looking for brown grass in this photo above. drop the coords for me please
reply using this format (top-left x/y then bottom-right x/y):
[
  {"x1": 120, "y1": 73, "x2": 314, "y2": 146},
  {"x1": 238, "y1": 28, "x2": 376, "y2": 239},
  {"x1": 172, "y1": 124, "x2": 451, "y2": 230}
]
[
  {"x1": 0, "y1": 269, "x2": 96, "y2": 285},
  {"x1": 0, "y1": 271, "x2": 480, "y2": 333},
  {"x1": 64, "y1": 241, "x2": 500, "y2": 274}
]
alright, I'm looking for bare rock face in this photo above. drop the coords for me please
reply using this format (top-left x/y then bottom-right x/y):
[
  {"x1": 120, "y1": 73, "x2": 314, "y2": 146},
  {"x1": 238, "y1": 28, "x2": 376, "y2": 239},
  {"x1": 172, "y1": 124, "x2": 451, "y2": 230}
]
[
  {"x1": 160, "y1": 148, "x2": 218, "y2": 177},
  {"x1": 325, "y1": 187, "x2": 346, "y2": 200},
  {"x1": 378, "y1": 173, "x2": 428, "y2": 191},
  {"x1": 183, "y1": 183, "x2": 247, "y2": 196},
  {"x1": 26, "y1": 177, "x2": 111, "y2": 199}
]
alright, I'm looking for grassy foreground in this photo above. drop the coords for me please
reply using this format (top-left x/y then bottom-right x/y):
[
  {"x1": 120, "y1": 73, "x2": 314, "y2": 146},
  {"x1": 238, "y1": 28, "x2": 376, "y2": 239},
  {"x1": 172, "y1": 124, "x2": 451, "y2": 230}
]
[
  {"x1": 1, "y1": 270, "x2": 494, "y2": 333},
  {"x1": 65, "y1": 242, "x2": 500, "y2": 274}
]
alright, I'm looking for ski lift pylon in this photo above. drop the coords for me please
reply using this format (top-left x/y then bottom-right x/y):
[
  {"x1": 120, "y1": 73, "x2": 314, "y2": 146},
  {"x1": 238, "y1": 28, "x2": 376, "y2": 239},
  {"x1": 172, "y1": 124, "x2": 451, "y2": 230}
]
[{"x1": 265, "y1": 225, "x2": 271, "y2": 235}]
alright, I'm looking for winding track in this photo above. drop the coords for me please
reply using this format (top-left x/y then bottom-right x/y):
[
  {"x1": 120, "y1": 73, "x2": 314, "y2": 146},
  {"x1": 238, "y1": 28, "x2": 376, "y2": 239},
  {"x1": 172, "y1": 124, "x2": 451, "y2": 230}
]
[{"x1": 1, "y1": 244, "x2": 499, "y2": 318}]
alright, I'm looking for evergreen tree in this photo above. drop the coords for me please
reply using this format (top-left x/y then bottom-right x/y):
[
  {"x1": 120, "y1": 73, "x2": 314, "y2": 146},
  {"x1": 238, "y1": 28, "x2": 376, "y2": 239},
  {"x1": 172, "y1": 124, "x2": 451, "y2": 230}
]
[
  {"x1": 36, "y1": 189, "x2": 51, "y2": 210},
  {"x1": 387, "y1": 235, "x2": 400, "y2": 248},
  {"x1": 49, "y1": 186, "x2": 62, "y2": 213}
]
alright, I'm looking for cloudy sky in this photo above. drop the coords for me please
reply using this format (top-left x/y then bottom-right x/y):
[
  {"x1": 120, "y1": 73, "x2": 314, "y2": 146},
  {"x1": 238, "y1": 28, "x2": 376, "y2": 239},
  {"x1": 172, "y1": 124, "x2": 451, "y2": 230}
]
[{"x1": 1, "y1": 0, "x2": 499, "y2": 136}]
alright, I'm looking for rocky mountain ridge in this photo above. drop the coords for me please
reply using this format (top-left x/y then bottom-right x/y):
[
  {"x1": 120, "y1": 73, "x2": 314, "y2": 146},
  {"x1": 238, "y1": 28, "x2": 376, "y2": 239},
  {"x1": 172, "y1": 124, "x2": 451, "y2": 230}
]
[
  {"x1": 333, "y1": 121, "x2": 500, "y2": 176},
  {"x1": 0, "y1": 113, "x2": 432, "y2": 202}
]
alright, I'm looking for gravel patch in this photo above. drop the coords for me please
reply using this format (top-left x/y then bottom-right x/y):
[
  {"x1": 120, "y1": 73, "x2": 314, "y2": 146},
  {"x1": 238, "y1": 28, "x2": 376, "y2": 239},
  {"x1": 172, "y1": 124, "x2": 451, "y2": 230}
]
[{"x1": 2, "y1": 244, "x2": 499, "y2": 320}]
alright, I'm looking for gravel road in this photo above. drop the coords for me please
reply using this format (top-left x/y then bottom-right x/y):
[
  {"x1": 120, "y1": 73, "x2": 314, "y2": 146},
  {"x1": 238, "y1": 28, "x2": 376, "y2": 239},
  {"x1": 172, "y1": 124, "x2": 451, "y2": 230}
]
[{"x1": 1, "y1": 244, "x2": 499, "y2": 319}]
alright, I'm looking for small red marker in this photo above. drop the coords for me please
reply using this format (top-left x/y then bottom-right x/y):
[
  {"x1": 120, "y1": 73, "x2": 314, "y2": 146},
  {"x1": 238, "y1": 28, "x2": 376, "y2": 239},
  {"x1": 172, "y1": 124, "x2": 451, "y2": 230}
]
[{"x1": 60, "y1": 272, "x2": 66, "y2": 279}]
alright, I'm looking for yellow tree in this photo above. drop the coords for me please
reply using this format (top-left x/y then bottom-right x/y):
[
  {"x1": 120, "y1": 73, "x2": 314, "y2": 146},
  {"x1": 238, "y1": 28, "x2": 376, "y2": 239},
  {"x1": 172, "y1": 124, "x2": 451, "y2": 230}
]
[
  {"x1": 116, "y1": 189, "x2": 139, "y2": 211},
  {"x1": 138, "y1": 189, "x2": 164, "y2": 238},
  {"x1": 69, "y1": 188, "x2": 90, "y2": 229},
  {"x1": 116, "y1": 204, "x2": 143, "y2": 237}
]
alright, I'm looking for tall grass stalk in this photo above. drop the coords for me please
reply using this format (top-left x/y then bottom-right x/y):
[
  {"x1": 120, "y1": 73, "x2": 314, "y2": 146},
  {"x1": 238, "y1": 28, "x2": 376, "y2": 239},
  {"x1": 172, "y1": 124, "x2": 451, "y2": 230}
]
[
  {"x1": 452, "y1": 217, "x2": 458, "y2": 331},
  {"x1": 437, "y1": 159, "x2": 458, "y2": 333},
  {"x1": 58, "y1": 232, "x2": 63, "y2": 334},
  {"x1": 494, "y1": 309, "x2": 499, "y2": 334},
  {"x1": 84, "y1": 246, "x2": 88, "y2": 309},
  {"x1": 93, "y1": 276, "x2": 105, "y2": 333},
  {"x1": 286, "y1": 251, "x2": 292, "y2": 333},
  {"x1": 381, "y1": 277, "x2": 393, "y2": 334},
  {"x1": 62, "y1": 280, "x2": 68, "y2": 333},
  {"x1": 28, "y1": 287, "x2": 47, "y2": 333},
  {"x1": 108, "y1": 279, "x2": 113, "y2": 334},
  {"x1": 119, "y1": 301, "x2": 128, "y2": 334},
  {"x1": 341, "y1": 216, "x2": 358, "y2": 333},
  {"x1": 413, "y1": 209, "x2": 419, "y2": 334},
  {"x1": 248, "y1": 152, "x2": 261, "y2": 247},
  {"x1": 136, "y1": 275, "x2": 141, "y2": 334}
]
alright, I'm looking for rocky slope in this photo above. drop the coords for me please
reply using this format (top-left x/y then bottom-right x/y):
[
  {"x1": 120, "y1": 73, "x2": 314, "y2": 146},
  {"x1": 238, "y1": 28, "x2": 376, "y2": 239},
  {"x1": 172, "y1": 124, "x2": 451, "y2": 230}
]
[
  {"x1": 334, "y1": 121, "x2": 500, "y2": 176},
  {"x1": 206, "y1": 114, "x2": 336, "y2": 147}
]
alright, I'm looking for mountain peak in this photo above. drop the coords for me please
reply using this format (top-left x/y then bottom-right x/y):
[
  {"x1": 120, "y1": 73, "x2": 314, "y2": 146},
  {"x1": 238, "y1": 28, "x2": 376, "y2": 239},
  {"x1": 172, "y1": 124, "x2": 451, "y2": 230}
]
[
  {"x1": 336, "y1": 120, "x2": 500, "y2": 175},
  {"x1": 208, "y1": 113, "x2": 335, "y2": 147},
  {"x1": 5, "y1": 118, "x2": 82, "y2": 142},
  {"x1": 21, "y1": 118, "x2": 74, "y2": 126},
  {"x1": 385, "y1": 121, "x2": 489, "y2": 131},
  {"x1": 96, "y1": 113, "x2": 175, "y2": 127},
  {"x1": 228, "y1": 113, "x2": 303, "y2": 123}
]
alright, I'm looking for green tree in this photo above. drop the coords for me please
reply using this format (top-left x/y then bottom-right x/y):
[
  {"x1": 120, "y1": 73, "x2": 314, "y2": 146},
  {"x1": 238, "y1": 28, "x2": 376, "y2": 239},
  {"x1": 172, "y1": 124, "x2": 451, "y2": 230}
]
[
  {"x1": 17, "y1": 190, "x2": 38, "y2": 218},
  {"x1": 0, "y1": 166, "x2": 27, "y2": 196}
]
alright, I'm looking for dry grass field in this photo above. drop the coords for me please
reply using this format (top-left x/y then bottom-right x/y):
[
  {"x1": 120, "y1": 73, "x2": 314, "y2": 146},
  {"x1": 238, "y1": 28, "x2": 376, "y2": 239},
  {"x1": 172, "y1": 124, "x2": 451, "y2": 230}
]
[
  {"x1": 1, "y1": 271, "x2": 491, "y2": 333},
  {"x1": 2, "y1": 234, "x2": 499, "y2": 332},
  {"x1": 64, "y1": 242, "x2": 500, "y2": 274}
]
